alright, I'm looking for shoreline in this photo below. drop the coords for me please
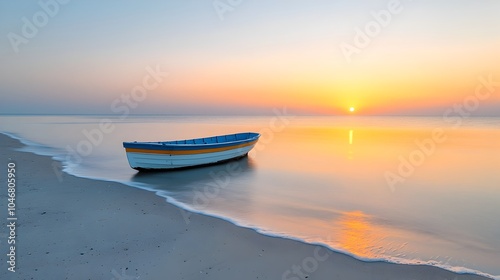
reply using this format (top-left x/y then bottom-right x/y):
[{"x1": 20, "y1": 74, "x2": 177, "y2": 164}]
[{"x1": 0, "y1": 132, "x2": 493, "y2": 280}]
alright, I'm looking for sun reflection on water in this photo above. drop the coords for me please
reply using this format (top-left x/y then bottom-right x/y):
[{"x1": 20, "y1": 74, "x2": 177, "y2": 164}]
[{"x1": 332, "y1": 211, "x2": 385, "y2": 259}]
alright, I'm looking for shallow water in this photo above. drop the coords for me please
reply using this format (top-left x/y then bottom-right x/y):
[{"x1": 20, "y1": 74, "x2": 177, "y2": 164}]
[{"x1": 1, "y1": 115, "x2": 499, "y2": 277}]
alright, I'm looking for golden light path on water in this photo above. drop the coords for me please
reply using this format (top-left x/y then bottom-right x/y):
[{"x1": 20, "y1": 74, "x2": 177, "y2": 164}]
[{"x1": 335, "y1": 211, "x2": 379, "y2": 258}]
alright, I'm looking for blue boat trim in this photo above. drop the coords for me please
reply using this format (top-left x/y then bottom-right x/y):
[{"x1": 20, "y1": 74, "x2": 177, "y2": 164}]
[{"x1": 123, "y1": 132, "x2": 260, "y2": 151}]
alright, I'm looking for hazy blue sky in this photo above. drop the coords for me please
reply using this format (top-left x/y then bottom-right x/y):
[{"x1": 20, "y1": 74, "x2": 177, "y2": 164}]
[{"x1": 1, "y1": 0, "x2": 499, "y2": 115}]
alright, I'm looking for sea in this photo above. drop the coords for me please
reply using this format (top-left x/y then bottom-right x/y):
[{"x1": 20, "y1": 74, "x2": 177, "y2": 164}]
[{"x1": 1, "y1": 115, "x2": 499, "y2": 278}]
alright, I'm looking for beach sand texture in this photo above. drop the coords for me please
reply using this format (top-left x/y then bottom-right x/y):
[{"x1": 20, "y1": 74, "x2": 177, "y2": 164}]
[{"x1": 0, "y1": 133, "x2": 491, "y2": 280}]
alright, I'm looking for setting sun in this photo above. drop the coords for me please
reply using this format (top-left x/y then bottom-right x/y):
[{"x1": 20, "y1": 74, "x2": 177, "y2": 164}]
[{"x1": 349, "y1": 107, "x2": 355, "y2": 113}]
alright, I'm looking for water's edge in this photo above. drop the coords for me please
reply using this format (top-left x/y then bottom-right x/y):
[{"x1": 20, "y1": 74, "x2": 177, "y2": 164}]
[{"x1": 1, "y1": 131, "x2": 496, "y2": 280}]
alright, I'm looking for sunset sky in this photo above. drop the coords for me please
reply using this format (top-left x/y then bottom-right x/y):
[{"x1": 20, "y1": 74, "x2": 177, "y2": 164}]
[{"x1": 1, "y1": 0, "x2": 499, "y2": 115}]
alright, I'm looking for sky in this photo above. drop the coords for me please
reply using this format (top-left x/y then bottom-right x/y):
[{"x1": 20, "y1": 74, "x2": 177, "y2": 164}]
[{"x1": 1, "y1": 0, "x2": 499, "y2": 115}]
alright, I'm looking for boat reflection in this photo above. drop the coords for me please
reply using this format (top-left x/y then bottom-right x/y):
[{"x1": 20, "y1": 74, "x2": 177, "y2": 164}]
[{"x1": 131, "y1": 156, "x2": 255, "y2": 188}]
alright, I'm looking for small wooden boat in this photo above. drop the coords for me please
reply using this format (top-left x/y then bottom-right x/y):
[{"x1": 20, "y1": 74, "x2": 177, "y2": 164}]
[{"x1": 123, "y1": 132, "x2": 260, "y2": 170}]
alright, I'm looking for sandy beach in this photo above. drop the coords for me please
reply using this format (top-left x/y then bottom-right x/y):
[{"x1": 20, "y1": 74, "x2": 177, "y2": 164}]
[{"x1": 0, "y1": 133, "x2": 492, "y2": 280}]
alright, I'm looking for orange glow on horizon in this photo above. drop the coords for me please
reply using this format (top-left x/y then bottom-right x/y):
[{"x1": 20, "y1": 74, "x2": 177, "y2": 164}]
[{"x1": 157, "y1": 49, "x2": 500, "y2": 116}]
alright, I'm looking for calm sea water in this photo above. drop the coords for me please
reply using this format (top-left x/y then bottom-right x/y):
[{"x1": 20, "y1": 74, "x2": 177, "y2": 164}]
[{"x1": 1, "y1": 115, "x2": 499, "y2": 277}]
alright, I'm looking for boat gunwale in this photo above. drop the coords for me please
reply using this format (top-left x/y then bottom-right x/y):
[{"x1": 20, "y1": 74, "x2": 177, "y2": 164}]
[{"x1": 123, "y1": 132, "x2": 260, "y2": 151}]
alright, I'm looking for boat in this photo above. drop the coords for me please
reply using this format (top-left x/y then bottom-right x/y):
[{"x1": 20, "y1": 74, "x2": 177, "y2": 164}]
[{"x1": 123, "y1": 132, "x2": 260, "y2": 170}]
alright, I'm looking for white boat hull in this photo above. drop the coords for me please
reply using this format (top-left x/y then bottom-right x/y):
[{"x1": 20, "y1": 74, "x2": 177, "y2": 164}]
[{"x1": 125, "y1": 144, "x2": 255, "y2": 170}]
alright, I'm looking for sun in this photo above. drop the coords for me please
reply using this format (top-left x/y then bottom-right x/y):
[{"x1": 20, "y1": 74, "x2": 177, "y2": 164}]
[{"x1": 349, "y1": 107, "x2": 355, "y2": 113}]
